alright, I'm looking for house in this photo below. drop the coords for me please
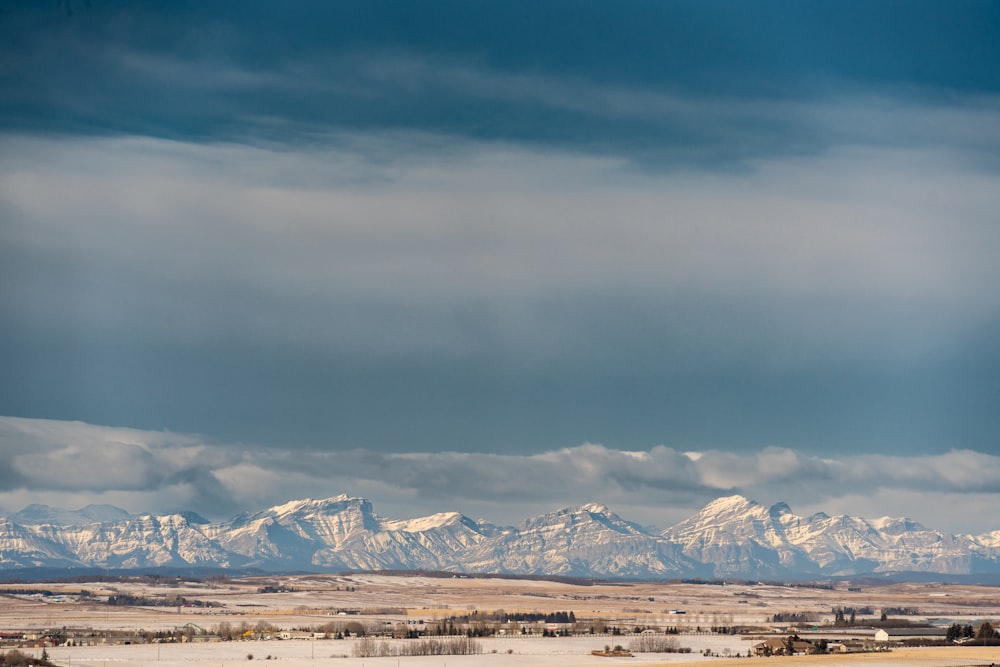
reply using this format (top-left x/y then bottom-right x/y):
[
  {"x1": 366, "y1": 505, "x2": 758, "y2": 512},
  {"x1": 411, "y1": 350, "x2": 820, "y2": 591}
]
[
  {"x1": 753, "y1": 637, "x2": 814, "y2": 656},
  {"x1": 832, "y1": 640, "x2": 868, "y2": 653},
  {"x1": 97, "y1": 634, "x2": 145, "y2": 646}
]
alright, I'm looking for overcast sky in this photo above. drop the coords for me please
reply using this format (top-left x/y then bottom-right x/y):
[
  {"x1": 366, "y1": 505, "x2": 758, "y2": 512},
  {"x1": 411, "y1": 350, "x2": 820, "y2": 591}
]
[{"x1": 1, "y1": 1, "x2": 999, "y2": 534}]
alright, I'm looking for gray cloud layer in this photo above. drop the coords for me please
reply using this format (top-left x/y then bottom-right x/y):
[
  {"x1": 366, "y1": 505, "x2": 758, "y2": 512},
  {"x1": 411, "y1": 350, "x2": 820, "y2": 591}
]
[
  {"x1": 2, "y1": 109, "x2": 998, "y2": 452},
  {"x1": 1, "y1": 416, "x2": 997, "y2": 535},
  {"x1": 4, "y1": 118, "x2": 996, "y2": 346}
]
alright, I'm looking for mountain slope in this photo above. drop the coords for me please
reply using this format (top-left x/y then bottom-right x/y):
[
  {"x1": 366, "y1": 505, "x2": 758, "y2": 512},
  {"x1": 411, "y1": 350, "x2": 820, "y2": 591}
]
[
  {"x1": 1, "y1": 495, "x2": 997, "y2": 579},
  {"x1": 660, "y1": 496, "x2": 814, "y2": 577},
  {"x1": 0, "y1": 517, "x2": 81, "y2": 568},
  {"x1": 28, "y1": 513, "x2": 248, "y2": 569},
  {"x1": 662, "y1": 495, "x2": 1000, "y2": 577},
  {"x1": 481, "y1": 503, "x2": 699, "y2": 578}
]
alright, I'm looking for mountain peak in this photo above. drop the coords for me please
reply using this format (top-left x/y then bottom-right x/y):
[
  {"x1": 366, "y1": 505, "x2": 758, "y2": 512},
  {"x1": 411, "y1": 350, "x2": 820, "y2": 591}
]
[
  {"x1": 268, "y1": 494, "x2": 365, "y2": 515},
  {"x1": 179, "y1": 511, "x2": 210, "y2": 525},
  {"x1": 769, "y1": 501, "x2": 793, "y2": 517},
  {"x1": 580, "y1": 502, "x2": 611, "y2": 514},
  {"x1": 10, "y1": 503, "x2": 132, "y2": 526},
  {"x1": 871, "y1": 515, "x2": 925, "y2": 534},
  {"x1": 701, "y1": 494, "x2": 757, "y2": 514},
  {"x1": 521, "y1": 502, "x2": 630, "y2": 533}
]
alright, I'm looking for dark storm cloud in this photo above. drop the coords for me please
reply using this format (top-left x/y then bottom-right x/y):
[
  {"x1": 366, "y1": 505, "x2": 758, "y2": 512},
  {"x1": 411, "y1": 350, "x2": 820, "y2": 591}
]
[{"x1": 2, "y1": 1, "x2": 999, "y2": 164}]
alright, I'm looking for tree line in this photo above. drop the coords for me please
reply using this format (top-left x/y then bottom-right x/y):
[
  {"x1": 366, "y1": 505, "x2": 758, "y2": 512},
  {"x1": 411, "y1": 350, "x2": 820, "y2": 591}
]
[
  {"x1": 106, "y1": 593, "x2": 221, "y2": 607},
  {"x1": 947, "y1": 622, "x2": 996, "y2": 643}
]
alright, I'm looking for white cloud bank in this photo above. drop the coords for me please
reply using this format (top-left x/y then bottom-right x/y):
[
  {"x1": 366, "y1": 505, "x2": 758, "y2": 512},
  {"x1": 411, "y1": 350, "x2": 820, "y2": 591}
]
[{"x1": 1, "y1": 415, "x2": 997, "y2": 536}]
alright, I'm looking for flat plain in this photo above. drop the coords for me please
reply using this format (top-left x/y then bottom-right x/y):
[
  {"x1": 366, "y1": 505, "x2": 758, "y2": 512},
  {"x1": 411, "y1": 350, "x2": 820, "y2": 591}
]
[{"x1": 2, "y1": 574, "x2": 998, "y2": 667}]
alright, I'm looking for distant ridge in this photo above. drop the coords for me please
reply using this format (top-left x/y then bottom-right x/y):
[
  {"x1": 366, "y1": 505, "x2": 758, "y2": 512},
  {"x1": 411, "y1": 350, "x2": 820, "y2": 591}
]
[
  {"x1": 9, "y1": 504, "x2": 132, "y2": 526},
  {"x1": 1, "y1": 495, "x2": 998, "y2": 580}
]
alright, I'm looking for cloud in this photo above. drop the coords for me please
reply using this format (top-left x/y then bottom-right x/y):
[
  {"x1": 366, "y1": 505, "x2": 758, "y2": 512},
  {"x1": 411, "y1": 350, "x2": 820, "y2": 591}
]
[
  {"x1": 0, "y1": 417, "x2": 242, "y2": 516},
  {"x1": 2, "y1": 416, "x2": 998, "y2": 535},
  {"x1": 2, "y1": 128, "x2": 997, "y2": 362},
  {"x1": 2, "y1": 109, "x2": 998, "y2": 452}
]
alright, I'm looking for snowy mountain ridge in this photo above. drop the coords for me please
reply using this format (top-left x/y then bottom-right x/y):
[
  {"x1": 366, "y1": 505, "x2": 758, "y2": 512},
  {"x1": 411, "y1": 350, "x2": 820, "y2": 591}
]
[{"x1": 1, "y1": 494, "x2": 998, "y2": 579}]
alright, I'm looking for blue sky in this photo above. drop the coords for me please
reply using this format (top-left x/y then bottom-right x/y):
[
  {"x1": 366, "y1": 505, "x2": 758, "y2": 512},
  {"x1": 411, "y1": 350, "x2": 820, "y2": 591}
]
[{"x1": 1, "y1": 1, "x2": 999, "y2": 532}]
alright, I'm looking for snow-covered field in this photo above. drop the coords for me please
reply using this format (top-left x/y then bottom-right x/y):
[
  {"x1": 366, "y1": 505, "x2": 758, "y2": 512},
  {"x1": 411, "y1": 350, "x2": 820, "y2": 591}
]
[
  {"x1": 39, "y1": 636, "x2": 743, "y2": 667},
  {"x1": 32, "y1": 639, "x2": 1000, "y2": 667},
  {"x1": 2, "y1": 574, "x2": 998, "y2": 667}
]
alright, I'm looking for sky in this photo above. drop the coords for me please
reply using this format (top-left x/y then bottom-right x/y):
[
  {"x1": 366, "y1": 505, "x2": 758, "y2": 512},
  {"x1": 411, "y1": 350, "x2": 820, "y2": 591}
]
[{"x1": 1, "y1": 1, "x2": 999, "y2": 535}]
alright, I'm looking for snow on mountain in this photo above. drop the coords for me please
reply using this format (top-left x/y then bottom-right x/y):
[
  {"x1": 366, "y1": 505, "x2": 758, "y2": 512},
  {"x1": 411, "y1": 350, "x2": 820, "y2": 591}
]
[
  {"x1": 206, "y1": 495, "x2": 381, "y2": 567},
  {"x1": 489, "y1": 504, "x2": 697, "y2": 578},
  {"x1": 1, "y1": 495, "x2": 998, "y2": 578},
  {"x1": 380, "y1": 512, "x2": 466, "y2": 533},
  {"x1": 206, "y1": 495, "x2": 491, "y2": 572},
  {"x1": 660, "y1": 495, "x2": 813, "y2": 577},
  {"x1": 29, "y1": 513, "x2": 246, "y2": 569},
  {"x1": 662, "y1": 495, "x2": 999, "y2": 577},
  {"x1": 0, "y1": 517, "x2": 81, "y2": 568},
  {"x1": 979, "y1": 530, "x2": 1000, "y2": 548},
  {"x1": 306, "y1": 504, "x2": 490, "y2": 572}
]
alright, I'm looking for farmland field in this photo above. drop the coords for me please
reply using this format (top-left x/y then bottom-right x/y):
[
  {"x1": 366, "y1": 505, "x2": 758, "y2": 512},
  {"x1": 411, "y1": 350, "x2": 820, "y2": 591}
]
[{"x1": 1, "y1": 574, "x2": 998, "y2": 667}]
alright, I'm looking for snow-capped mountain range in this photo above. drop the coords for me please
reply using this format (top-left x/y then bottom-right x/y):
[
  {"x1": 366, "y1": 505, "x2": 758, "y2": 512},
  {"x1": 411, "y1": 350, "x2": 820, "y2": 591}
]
[{"x1": 1, "y1": 494, "x2": 998, "y2": 579}]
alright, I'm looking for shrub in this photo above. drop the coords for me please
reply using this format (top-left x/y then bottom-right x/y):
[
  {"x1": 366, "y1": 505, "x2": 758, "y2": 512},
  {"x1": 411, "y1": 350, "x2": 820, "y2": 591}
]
[
  {"x1": 353, "y1": 637, "x2": 483, "y2": 658},
  {"x1": 628, "y1": 635, "x2": 684, "y2": 653},
  {"x1": 1, "y1": 650, "x2": 32, "y2": 667}
]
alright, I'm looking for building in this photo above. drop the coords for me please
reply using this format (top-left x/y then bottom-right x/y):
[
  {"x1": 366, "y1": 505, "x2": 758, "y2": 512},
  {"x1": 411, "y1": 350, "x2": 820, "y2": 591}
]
[
  {"x1": 753, "y1": 637, "x2": 815, "y2": 656},
  {"x1": 874, "y1": 627, "x2": 948, "y2": 643}
]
